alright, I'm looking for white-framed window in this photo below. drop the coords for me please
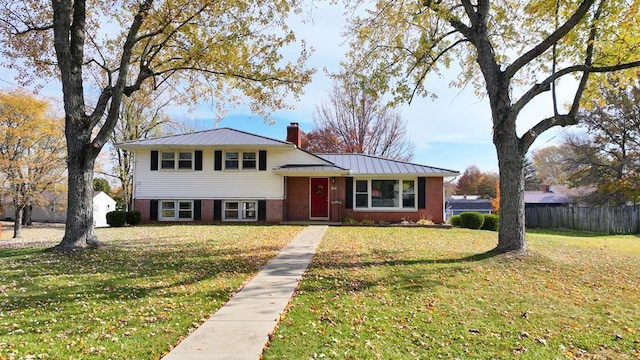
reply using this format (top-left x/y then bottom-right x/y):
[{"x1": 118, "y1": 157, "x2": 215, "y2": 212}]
[
  {"x1": 225, "y1": 152, "x2": 239, "y2": 169},
  {"x1": 224, "y1": 151, "x2": 257, "y2": 170},
  {"x1": 402, "y1": 180, "x2": 415, "y2": 208},
  {"x1": 243, "y1": 152, "x2": 257, "y2": 169},
  {"x1": 178, "y1": 152, "x2": 192, "y2": 169},
  {"x1": 161, "y1": 151, "x2": 193, "y2": 170},
  {"x1": 353, "y1": 179, "x2": 417, "y2": 209},
  {"x1": 161, "y1": 152, "x2": 175, "y2": 169},
  {"x1": 223, "y1": 201, "x2": 258, "y2": 221},
  {"x1": 355, "y1": 180, "x2": 368, "y2": 208},
  {"x1": 159, "y1": 200, "x2": 193, "y2": 221}
]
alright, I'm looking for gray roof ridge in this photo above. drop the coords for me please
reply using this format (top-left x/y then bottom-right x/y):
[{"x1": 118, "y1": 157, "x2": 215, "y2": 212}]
[
  {"x1": 278, "y1": 163, "x2": 349, "y2": 170},
  {"x1": 217, "y1": 127, "x2": 291, "y2": 146},
  {"x1": 115, "y1": 127, "x2": 291, "y2": 146},
  {"x1": 317, "y1": 152, "x2": 459, "y2": 173}
]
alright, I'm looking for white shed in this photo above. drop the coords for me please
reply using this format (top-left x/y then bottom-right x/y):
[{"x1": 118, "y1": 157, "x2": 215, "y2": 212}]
[{"x1": 93, "y1": 191, "x2": 117, "y2": 227}]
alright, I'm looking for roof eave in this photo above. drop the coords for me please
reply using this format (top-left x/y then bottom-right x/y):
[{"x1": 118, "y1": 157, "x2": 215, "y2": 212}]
[
  {"x1": 348, "y1": 171, "x2": 460, "y2": 177},
  {"x1": 115, "y1": 143, "x2": 294, "y2": 151},
  {"x1": 272, "y1": 170, "x2": 351, "y2": 176}
]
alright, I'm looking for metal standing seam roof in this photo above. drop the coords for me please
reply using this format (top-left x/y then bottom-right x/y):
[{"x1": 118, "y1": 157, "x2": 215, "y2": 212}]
[
  {"x1": 446, "y1": 198, "x2": 493, "y2": 210},
  {"x1": 114, "y1": 127, "x2": 460, "y2": 176},
  {"x1": 116, "y1": 127, "x2": 291, "y2": 148},
  {"x1": 317, "y1": 154, "x2": 459, "y2": 176},
  {"x1": 273, "y1": 164, "x2": 349, "y2": 172}
]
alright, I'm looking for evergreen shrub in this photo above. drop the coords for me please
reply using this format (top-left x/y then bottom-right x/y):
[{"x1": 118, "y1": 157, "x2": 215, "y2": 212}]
[
  {"x1": 106, "y1": 210, "x2": 126, "y2": 227},
  {"x1": 481, "y1": 214, "x2": 499, "y2": 231},
  {"x1": 459, "y1": 212, "x2": 485, "y2": 229},
  {"x1": 126, "y1": 210, "x2": 142, "y2": 226}
]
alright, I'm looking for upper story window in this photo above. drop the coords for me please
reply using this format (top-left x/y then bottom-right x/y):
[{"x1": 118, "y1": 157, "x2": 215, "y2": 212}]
[
  {"x1": 178, "y1": 152, "x2": 192, "y2": 169},
  {"x1": 225, "y1": 151, "x2": 256, "y2": 170},
  {"x1": 161, "y1": 151, "x2": 193, "y2": 170},
  {"x1": 151, "y1": 150, "x2": 201, "y2": 171},
  {"x1": 354, "y1": 179, "x2": 416, "y2": 209},
  {"x1": 161, "y1": 152, "x2": 175, "y2": 169},
  {"x1": 225, "y1": 152, "x2": 239, "y2": 169},
  {"x1": 243, "y1": 152, "x2": 256, "y2": 169}
]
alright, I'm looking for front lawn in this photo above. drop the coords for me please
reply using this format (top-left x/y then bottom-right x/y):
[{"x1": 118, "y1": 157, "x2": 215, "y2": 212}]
[
  {"x1": 264, "y1": 227, "x2": 640, "y2": 359},
  {"x1": 0, "y1": 225, "x2": 302, "y2": 359}
]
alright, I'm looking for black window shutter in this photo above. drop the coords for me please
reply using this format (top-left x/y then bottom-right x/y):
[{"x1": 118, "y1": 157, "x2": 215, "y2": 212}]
[
  {"x1": 345, "y1": 177, "x2": 353, "y2": 209},
  {"x1": 258, "y1": 150, "x2": 267, "y2": 171},
  {"x1": 195, "y1": 151, "x2": 203, "y2": 171},
  {"x1": 418, "y1": 177, "x2": 426, "y2": 209},
  {"x1": 194, "y1": 200, "x2": 202, "y2": 220},
  {"x1": 214, "y1": 150, "x2": 222, "y2": 171},
  {"x1": 213, "y1": 200, "x2": 222, "y2": 221},
  {"x1": 258, "y1": 200, "x2": 266, "y2": 221},
  {"x1": 150, "y1": 200, "x2": 158, "y2": 220},
  {"x1": 150, "y1": 151, "x2": 158, "y2": 171}
]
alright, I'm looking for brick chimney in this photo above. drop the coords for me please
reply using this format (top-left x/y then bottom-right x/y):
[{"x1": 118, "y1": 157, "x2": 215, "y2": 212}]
[
  {"x1": 540, "y1": 185, "x2": 550, "y2": 192},
  {"x1": 286, "y1": 122, "x2": 302, "y2": 147}
]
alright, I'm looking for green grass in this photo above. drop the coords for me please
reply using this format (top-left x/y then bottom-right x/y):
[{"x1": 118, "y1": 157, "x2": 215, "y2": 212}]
[
  {"x1": 3, "y1": 226, "x2": 640, "y2": 359},
  {"x1": 264, "y1": 227, "x2": 640, "y2": 359},
  {"x1": 0, "y1": 225, "x2": 302, "y2": 359}
]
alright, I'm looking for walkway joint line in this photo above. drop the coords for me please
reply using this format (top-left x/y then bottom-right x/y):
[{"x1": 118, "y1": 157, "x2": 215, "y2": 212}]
[{"x1": 162, "y1": 225, "x2": 327, "y2": 360}]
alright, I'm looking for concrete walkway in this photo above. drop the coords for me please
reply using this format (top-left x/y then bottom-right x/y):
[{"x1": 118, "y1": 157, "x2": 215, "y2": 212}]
[{"x1": 162, "y1": 225, "x2": 327, "y2": 360}]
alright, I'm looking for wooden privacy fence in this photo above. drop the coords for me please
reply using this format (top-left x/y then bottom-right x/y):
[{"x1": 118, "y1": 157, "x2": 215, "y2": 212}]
[{"x1": 525, "y1": 205, "x2": 640, "y2": 234}]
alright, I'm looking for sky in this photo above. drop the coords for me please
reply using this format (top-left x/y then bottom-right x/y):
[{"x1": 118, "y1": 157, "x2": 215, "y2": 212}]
[
  {"x1": 0, "y1": 2, "x2": 572, "y2": 176},
  {"x1": 165, "y1": 3, "x2": 571, "y2": 175}
]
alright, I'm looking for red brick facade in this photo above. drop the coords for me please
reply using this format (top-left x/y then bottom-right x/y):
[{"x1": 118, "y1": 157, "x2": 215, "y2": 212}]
[
  {"x1": 266, "y1": 200, "x2": 284, "y2": 222},
  {"x1": 285, "y1": 177, "x2": 310, "y2": 221},
  {"x1": 284, "y1": 176, "x2": 446, "y2": 224},
  {"x1": 135, "y1": 177, "x2": 445, "y2": 224},
  {"x1": 134, "y1": 199, "x2": 151, "y2": 223},
  {"x1": 201, "y1": 200, "x2": 214, "y2": 222},
  {"x1": 336, "y1": 177, "x2": 444, "y2": 224}
]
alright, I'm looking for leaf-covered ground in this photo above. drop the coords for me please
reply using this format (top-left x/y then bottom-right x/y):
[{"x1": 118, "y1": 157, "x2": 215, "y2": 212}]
[
  {"x1": 0, "y1": 225, "x2": 301, "y2": 360},
  {"x1": 264, "y1": 227, "x2": 640, "y2": 359}
]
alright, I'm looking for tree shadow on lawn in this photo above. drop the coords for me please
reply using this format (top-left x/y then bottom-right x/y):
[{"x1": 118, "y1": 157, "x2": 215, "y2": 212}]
[
  {"x1": 0, "y1": 244, "x2": 285, "y2": 313},
  {"x1": 527, "y1": 228, "x2": 615, "y2": 237},
  {"x1": 312, "y1": 247, "x2": 504, "y2": 270},
  {"x1": 301, "y1": 248, "x2": 505, "y2": 295}
]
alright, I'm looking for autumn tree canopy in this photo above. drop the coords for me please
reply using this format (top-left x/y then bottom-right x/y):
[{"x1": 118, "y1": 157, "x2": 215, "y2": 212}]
[
  {"x1": 107, "y1": 86, "x2": 187, "y2": 211},
  {"x1": 0, "y1": 0, "x2": 313, "y2": 249},
  {"x1": 305, "y1": 78, "x2": 414, "y2": 161},
  {"x1": 345, "y1": 0, "x2": 640, "y2": 252},
  {"x1": 0, "y1": 90, "x2": 66, "y2": 238},
  {"x1": 455, "y1": 165, "x2": 498, "y2": 198},
  {"x1": 563, "y1": 77, "x2": 640, "y2": 205},
  {"x1": 531, "y1": 145, "x2": 574, "y2": 186}
]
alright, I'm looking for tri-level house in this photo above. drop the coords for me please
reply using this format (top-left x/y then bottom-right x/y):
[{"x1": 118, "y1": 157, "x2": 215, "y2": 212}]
[{"x1": 116, "y1": 123, "x2": 459, "y2": 224}]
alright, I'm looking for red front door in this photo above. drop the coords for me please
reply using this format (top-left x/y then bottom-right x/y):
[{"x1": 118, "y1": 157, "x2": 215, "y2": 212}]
[{"x1": 310, "y1": 178, "x2": 329, "y2": 219}]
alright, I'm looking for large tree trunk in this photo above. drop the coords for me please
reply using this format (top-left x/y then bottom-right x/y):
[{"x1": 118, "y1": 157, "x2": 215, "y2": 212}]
[
  {"x1": 13, "y1": 205, "x2": 23, "y2": 238},
  {"x1": 54, "y1": 137, "x2": 103, "y2": 250},
  {"x1": 494, "y1": 132, "x2": 527, "y2": 253},
  {"x1": 21, "y1": 205, "x2": 32, "y2": 226}
]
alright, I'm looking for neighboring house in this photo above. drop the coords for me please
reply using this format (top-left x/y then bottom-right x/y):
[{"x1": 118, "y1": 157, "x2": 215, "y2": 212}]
[
  {"x1": 2, "y1": 191, "x2": 67, "y2": 223},
  {"x1": 116, "y1": 123, "x2": 459, "y2": 224},
  {"x1": 524, "y1": 185, "x2": 571, "y2": 208},
  {"x1": 2, "y1": 191, "x2": 116, "y2": 226},
  {"x1": 547, "y1": 185, "x2": 595, "y2": 205},
  {"x1": 446, "y1": 195, "x2": 493, "y2": 218},
  {"x1": 93, "y1": 191, "x2": 117, "y2": 227}
]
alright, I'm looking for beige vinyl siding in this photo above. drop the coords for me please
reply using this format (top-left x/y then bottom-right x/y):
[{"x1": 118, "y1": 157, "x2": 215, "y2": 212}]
[{"x1": 133, "y1": 147, "x2": 328, "y2": 199}]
